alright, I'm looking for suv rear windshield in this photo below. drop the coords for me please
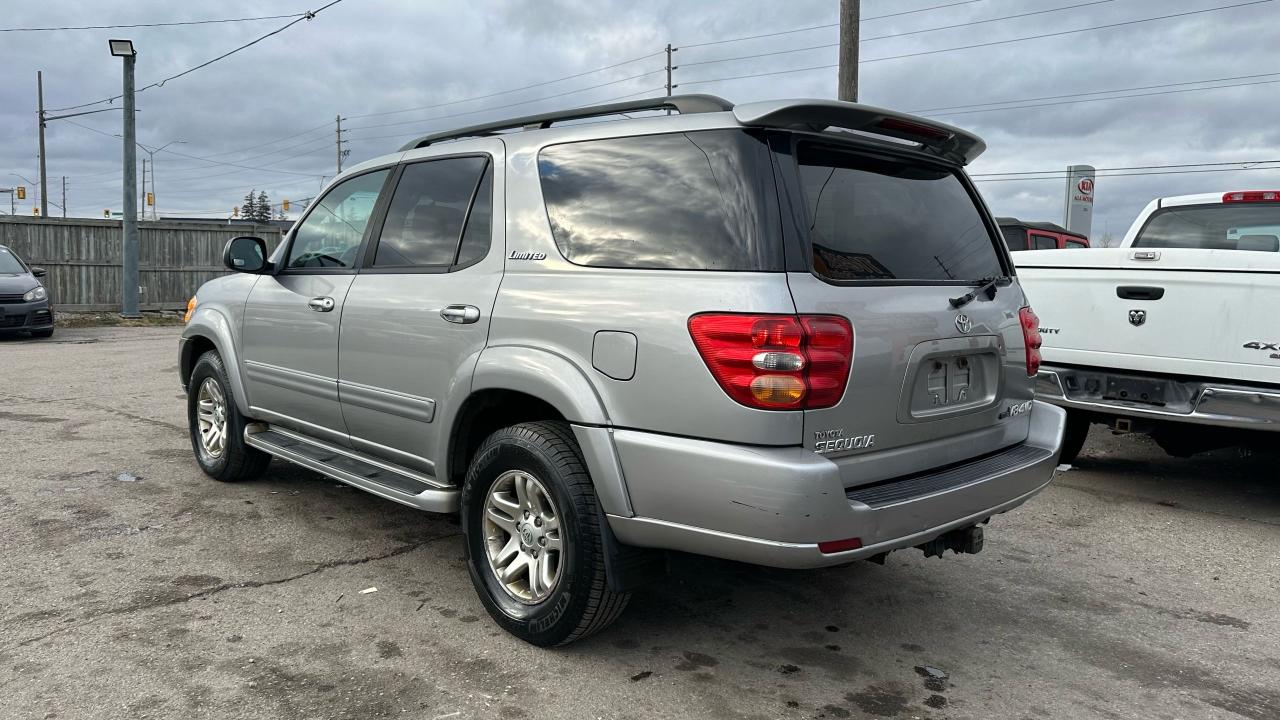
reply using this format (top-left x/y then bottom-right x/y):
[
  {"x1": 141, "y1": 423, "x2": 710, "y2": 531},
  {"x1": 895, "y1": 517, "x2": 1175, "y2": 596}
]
[
  {"x1": 1133, "y1": 204, "x2": 1280, "y2": 252},
  {"x1": 538, "y1": 130, "x2": 780, "y2": 271},
  {"x1": 796, "y1": 144, "x2": 1002, "y2": 282}
]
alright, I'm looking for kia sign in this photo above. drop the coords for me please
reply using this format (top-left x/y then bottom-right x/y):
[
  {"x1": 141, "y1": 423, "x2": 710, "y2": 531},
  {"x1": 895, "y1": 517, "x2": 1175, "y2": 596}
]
[{"x1": 1064, "y1": 164, "x2": 1095, "y2": 239}]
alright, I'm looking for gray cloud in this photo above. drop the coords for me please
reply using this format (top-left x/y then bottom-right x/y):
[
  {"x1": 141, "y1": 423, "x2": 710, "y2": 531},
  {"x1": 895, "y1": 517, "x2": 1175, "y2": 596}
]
[{"x1": 2, "y1": 0, "x2": 1278, "y2": 240}]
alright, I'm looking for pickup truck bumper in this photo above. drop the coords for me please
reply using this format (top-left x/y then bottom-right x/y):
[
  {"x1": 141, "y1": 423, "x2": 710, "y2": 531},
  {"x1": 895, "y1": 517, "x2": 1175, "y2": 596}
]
[
  {"x1": 602, "y1": 401, "x2": 1066, "y2": 569},
  {"x1": 1035, "y1": 365, "x2": 1280, "y2": 431}
]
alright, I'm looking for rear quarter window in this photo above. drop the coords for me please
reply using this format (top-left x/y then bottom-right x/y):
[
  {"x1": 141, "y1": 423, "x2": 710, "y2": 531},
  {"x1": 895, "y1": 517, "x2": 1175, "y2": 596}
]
[
  {"x1": 796, "y1": 143, "x2": 1003, "y2": 282},
  {"x1": 537, "y1": 130, "x2": 780, "y2": 271}
]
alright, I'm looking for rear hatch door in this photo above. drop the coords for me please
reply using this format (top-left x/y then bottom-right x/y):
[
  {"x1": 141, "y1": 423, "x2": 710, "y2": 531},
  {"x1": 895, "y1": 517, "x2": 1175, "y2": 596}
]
[{"x1": 774, "y1": 135, "x2": 1035, "y2": 484}]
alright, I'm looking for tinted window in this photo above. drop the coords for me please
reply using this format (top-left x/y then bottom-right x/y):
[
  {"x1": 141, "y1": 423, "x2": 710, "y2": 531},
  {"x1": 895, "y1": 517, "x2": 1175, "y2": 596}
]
[
  {"x1": 797, "y1": 144, "x2": 1002, "y2": 281},
  {"x1": 1032, "y1": 234, "x2": 1058, "y2": 250},
  {"x1": 1133, "y1": 204, "x2": 1280, "y2": 252},
  {"x1": 287, "y1": 170, "x2": 389, "y2": 269},
  {"x1": 1001, "y1": 227, "x2": 1027, "y2": 251},
  {"x1": 1065, "y1": 239, "x2": 1087, "y2": 249},
  {"x1": 374, "y1": 157, "x2": 488, "y2": 267},
  {"x1": 538, "y1": 130, "x2": 778, "y2": 270},
  {"x1": 456, "y1": 165, "x2": 494, "y2": 268}
]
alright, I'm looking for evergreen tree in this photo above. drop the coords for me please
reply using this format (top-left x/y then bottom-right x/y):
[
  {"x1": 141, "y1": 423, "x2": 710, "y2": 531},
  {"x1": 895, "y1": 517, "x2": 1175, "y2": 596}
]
[
  {"x1": 240, "y1": 190, "x2": 258, "y2": 220},
  {"x1": 256, "y1": 191, "x2": 271, "y2": 222}
]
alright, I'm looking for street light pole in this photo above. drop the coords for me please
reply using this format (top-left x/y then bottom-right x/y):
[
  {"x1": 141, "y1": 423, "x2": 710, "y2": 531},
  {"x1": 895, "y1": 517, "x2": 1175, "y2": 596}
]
[{"x1": 111, "y1": 39, "x2": 140, "y2": 318}]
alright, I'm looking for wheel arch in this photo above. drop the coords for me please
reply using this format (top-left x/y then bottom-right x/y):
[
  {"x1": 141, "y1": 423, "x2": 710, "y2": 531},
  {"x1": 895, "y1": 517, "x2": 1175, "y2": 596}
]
[
  {"x1": 448, "y1": 346, "x2": 631, "y2": 516},
  {"x1": 181, "y1": 306, "x2": 251, "y2": 415}
]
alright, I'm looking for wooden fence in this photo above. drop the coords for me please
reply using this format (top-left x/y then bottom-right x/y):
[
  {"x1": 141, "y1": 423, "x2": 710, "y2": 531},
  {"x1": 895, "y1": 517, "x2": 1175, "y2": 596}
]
[{"x1": 0, "y1": 217, "x2": 282, "y2": 311}]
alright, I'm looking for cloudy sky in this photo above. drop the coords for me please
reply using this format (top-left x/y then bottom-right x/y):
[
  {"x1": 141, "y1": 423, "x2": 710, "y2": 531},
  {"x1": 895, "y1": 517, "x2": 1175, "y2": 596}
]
[{"x1": 2, "y1": 0, "x2": 1278, "y2": 242}]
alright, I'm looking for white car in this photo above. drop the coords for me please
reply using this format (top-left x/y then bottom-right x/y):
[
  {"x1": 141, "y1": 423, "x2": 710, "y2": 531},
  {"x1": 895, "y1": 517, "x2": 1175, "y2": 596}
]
[{"x1": 1014, "y1": 190, "x2": 1280, "y2": 461}]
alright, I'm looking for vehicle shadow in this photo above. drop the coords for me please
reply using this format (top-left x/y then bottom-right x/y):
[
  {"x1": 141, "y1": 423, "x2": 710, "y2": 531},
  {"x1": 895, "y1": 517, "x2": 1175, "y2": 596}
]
[{"x1": 1057, "y1": 428, "x2": 1279, "y2": 521}]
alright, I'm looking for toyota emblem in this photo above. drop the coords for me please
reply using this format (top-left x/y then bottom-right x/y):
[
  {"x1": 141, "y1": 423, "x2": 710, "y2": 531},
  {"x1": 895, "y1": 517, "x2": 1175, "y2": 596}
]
[{"x1": 955, "y1": 314, "x2": 973, "y2": 334}]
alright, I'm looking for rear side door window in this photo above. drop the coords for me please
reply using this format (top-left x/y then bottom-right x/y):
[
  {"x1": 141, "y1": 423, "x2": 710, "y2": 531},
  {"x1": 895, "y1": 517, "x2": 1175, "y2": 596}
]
[
  {"x1": 1065, "y1": 239, "x2": 1087, "y2": 249},
  {"x1": 371, "y1": 157, "x2": 491, "y2": 269},
  {"x1": 1031, "y1": 234, "x2": 1058, "y2": 250},
  {"x1": 286, "y1": 169, "x2": 389, "y2": 270}
]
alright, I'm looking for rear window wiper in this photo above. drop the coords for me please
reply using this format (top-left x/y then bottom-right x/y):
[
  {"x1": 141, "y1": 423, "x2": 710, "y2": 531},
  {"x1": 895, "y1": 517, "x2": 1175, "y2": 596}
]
[{"x1": 949, "y1": 276, "x2": 1006, "y2": 308}]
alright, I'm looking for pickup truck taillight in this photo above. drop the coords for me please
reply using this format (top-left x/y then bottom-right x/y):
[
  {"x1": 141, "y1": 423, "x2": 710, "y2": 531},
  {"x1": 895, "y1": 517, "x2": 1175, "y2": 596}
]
[
  {"x1": 1019, "y1": 307, "x2": 1043, "y2": 377},
  {"x1": 688, "y1": 313, "x2": 853, "y2": 410}
]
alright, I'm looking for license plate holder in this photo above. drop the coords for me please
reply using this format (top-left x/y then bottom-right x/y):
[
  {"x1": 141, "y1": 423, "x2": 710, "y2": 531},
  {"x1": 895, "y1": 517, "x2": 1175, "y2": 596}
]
[{"x1": 1103, "y1": 376, "x2": 1167, "y2": 406}]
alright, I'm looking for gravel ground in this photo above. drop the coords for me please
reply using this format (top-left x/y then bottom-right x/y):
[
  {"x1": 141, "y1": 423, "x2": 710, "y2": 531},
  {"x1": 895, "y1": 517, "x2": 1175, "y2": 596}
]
[{"x1": 1, "y1": 326, "x2": 1277, "y2": 720}]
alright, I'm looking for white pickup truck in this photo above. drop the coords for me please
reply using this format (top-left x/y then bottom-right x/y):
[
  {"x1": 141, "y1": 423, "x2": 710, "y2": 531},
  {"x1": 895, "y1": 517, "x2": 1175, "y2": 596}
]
[{"x1": 1014, "y1": 190, "x2": 1280, "y2": 461}]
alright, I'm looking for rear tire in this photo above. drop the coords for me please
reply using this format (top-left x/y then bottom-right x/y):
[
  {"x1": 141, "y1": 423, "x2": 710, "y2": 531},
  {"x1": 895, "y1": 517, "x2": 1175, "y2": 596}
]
[
  {"x1": 461, "y1": 421, "x2": 629, "y2": 646},
  {"x1": 187, "y1": 350, "x2": 270, "y2": 482},
  {"x1": 1059, "y1": 410, "x2": 1090, "y2": 464}
]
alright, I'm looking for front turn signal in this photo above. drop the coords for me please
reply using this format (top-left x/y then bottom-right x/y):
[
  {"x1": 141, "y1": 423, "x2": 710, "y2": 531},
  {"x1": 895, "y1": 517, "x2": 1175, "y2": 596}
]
[{"x1": 184, "y1": 296, "x2": 197, "y2": 323}]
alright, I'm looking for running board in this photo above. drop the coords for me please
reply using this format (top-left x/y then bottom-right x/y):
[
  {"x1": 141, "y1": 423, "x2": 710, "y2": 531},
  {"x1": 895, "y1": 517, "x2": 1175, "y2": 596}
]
[{"x1": 244, "y1": 424, "x2": 459, "y2": 513}]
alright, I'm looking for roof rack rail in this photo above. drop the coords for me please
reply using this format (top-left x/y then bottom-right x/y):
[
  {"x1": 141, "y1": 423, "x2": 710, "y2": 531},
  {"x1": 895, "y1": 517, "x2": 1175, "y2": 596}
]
[{"x1": 398, "y1": 94, "x2": 733, "y2": 151}]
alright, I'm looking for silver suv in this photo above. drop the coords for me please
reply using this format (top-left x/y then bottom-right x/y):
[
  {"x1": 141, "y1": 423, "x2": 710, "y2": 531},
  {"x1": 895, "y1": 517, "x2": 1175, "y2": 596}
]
[{"x1": 179, "y1": 95, "x2": 1066, "y2": 645}]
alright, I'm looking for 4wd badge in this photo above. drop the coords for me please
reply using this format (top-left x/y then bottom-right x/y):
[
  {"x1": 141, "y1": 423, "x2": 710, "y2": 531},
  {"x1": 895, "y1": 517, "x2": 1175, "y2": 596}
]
[{"x1": 1128, "y1": 309, "x2": 1147, "y2": 326}]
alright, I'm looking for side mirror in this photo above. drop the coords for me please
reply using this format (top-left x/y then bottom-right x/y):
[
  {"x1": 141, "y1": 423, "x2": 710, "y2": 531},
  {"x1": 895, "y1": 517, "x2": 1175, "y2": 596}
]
[
  {"x1": 31, "y1": 267, "x2": 47, "y2": 278},
  {"x1": 223, "y1": 236, "x2": 269, "y2": 273}
]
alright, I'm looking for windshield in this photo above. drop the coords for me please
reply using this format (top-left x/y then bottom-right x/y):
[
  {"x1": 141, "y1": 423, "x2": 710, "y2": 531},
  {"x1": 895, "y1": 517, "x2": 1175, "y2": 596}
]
[
  {"x1": 0, "y1": 247, "x2": 28, "y2": 274},
  {"x1": 1133, "y1": 204, "x2": 1280, "y2": 252},
  {"x1": 796, "y1": 143, "x2": 1003, "y2": 282}
]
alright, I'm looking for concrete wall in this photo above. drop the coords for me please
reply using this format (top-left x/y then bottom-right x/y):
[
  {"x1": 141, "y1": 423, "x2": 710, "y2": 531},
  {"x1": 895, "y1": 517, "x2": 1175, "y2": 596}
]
[{"x1": 0, "y1": 217, "x2": 282, "y2": 311}]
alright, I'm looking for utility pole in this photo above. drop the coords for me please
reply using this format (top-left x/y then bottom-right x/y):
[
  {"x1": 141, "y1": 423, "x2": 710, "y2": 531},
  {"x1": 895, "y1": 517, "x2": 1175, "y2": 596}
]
[
  {"x1": 664, "y1": 44, "x2": 678, "y2": 114},
  {"x1": 140, "y1": 157, "x2": 147, "y2": 221},
  {"x1": 335, "y1": 114, "x2": 348, "y2": 174},
  {"x1": 61, "y1": 176, "x2": 66, "y2": 219},
  {"x1": 838, "y1": 0, "x2": 859, "y2": 102},
  {"x1": 37, "y1": 71, "x2": 49, "y2": 218}
]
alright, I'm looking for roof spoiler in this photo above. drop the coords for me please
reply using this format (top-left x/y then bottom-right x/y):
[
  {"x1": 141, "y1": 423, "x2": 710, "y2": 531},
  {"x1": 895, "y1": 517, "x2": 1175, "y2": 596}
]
[{"x1": 733, "y1": 99, "x2": 986, "y2": 165}]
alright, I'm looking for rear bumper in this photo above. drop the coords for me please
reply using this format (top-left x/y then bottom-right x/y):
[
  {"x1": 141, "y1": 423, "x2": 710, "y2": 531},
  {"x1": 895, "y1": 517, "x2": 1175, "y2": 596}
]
[
  {"x1": 604, "y1": 401, "x2": 1066, "y2": 569},
  {"x1": 1035, "y1": 365, "x2": 1280, "y2": 431},
  {"x1": 0, "y1": 300, "x2": 53, "y2": 333}
]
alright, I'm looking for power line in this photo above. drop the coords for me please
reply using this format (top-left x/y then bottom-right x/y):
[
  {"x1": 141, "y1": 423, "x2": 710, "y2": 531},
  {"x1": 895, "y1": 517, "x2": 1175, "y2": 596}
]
[
  {"x1": 972, "y1": 165, "x2": 1280, "y2": 183},
  {"x1": 60, "y1": 119, "x2": 326, "y2": 178},
  {"x1": 344, "y1": 50, "x2": 665, "y2": 121},
  {"x1": 0, "y1": 11, "x2": 307, "y2": 32},
  {"x1": 971, "y1": 159, "x2": 1280, "y2": 177},
  {"x1": 910, "y1": 71, "x2": 1280, "y2": 114},
  {"x1": 47, "y1": 0, "x2": 346, "y2": 113},
  {"x1": 680, "y1": 0, "x2": 1116, "y2": 68},
  {"x1": 856, "y1": 0, "x2": 1271, "y2": 65},
  {"x1": 927, "y1": 76, "x2": 1280, "y2": 117},
  {"x1": 678, "y1": 0, "x2": 988, "y2": 49},
  {"x1": 345, "y1": 69, "x2": 665, "y2": 132}
]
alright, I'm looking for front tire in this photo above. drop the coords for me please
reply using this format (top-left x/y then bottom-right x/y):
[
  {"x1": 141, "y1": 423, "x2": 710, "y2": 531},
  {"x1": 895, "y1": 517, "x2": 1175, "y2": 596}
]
[
  {"x1": 30, "y1": 327, "x2": 53, "y2": 338},
  {"x1": 187, "y1": 350, "x2": 270, "y2": 482},
  {"x1": 461, "y1": 421, "x2": 629, "y2": 646}
]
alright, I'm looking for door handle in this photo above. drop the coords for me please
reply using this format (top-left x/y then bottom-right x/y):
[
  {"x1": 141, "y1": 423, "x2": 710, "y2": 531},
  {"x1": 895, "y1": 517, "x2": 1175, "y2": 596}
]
[
  {"x1": 440, "y1": 305, "x2": 481, "y2": 324},
  {"x1": 1116, "y1": 286, "x2": 1165, "y2": 301},
  {"x1": 308, "y1": 296, "x2": 336, "y2": 312}
]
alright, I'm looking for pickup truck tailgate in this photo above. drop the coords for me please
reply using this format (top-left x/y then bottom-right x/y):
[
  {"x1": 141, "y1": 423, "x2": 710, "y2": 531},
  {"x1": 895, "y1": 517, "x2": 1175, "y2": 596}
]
[{"x1": 1015, "y1": 248, "x2": 1280, "y2": 385}]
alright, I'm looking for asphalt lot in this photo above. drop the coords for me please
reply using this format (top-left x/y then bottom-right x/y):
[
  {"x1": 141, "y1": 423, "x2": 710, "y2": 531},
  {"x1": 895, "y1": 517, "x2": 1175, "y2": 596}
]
[{"x1": 1, "y1": 326, "x2": 1277, "y2": 720}]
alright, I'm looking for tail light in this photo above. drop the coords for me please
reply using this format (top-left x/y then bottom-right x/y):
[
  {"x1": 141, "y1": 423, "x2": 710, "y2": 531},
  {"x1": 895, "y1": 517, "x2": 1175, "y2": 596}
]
[
  {"x1": 1223, "y1": 190, "x2": 1280, "y2": 203},
  {"x1": 688, "y1": 313, "x2": 853, "y2": 410},
  {"x1": 1019, "y1": 307, "x2": 1042, "y2": 377}
]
